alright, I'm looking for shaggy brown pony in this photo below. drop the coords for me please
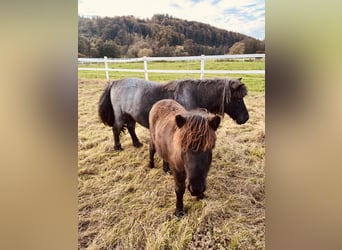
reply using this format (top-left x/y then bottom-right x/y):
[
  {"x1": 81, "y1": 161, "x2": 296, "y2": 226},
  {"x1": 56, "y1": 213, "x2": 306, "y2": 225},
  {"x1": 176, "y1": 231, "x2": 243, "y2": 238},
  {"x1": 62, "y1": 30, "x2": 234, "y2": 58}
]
[{"x1": 149, "y1": 99, "x2": 221, "y2": 217}]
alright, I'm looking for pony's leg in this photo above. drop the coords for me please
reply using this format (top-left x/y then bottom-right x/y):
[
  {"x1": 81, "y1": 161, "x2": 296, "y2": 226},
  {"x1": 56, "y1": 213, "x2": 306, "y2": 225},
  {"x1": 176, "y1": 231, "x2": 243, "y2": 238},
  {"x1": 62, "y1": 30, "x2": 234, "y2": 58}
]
[
  {"x1": 112, "y1": 126, "x2": 123, "y2": 151},
  {"x1": 174, "y1": 171, "x2": 186, "y2": 217},
  {"x1": 148, "y1": 141, "x2": 156, "y2": 168},
  {"x1": 163, "y1": 161, "x2": 171, "y2": 174},
  {"x1": 112, "y1": 110, "x2": 125, "y2": 151},
  {"x1": 127, "y1": 118, "x2": 143, "y2": 148}
]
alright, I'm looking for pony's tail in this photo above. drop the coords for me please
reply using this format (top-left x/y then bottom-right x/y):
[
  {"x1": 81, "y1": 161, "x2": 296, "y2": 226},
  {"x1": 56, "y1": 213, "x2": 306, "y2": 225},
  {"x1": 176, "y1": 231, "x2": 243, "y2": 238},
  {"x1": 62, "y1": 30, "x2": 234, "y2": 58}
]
[{"x1": 98, "y1": 82, "x2": 114, "y2": 126}]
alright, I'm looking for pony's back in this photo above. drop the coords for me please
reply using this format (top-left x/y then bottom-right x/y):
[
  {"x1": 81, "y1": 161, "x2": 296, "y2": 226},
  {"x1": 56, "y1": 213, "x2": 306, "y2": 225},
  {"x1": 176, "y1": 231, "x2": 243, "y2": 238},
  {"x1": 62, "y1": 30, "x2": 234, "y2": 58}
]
[
  {"x1": 111, "y1": 78, "x2": 169, "y2": 128},
  {"x1": 149, "y1": 99, "x2": 185, "y2": 131},
  {"x1": 149, "y1": 100, "x2": 186, "y2": 165}
]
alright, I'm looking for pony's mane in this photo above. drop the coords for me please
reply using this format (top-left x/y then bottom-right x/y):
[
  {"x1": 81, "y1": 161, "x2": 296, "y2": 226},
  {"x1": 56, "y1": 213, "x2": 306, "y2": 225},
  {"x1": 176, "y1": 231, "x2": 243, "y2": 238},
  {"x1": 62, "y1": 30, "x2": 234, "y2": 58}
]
[
  {"x1": 178, "y1": 111, "x2": 217, "y2": 152},
  {"x1": 164, "y1": 78, "x2": 224, "y2": 92}
]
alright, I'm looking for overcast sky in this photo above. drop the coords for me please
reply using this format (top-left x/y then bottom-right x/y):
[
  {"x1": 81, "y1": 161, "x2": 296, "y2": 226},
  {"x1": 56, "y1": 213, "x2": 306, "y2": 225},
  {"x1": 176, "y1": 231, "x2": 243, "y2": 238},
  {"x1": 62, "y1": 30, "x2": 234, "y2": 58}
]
[{"x1": 78, "y1": 0, "x2": 265, "y2": 40}]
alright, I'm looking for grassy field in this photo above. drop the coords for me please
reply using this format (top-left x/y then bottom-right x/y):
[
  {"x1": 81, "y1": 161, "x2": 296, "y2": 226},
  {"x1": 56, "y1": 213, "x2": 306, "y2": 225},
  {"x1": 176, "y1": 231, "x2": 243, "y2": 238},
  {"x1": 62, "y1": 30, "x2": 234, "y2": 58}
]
[
  {"x1": 78, "y1": 75, "x2": 265, "y2": 249},
  {"x1": 78, "y1": 60, "x2": 265, "y2": 92}
]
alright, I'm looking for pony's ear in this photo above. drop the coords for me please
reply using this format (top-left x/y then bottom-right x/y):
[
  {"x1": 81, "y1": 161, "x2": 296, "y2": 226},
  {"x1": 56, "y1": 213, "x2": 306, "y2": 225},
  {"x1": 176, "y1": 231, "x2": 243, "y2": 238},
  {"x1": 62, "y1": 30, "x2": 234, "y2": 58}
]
[
  {"x1": 230, "y1": 79, "x2": 242, "y2": 90},
  {"x1": 175, "y1": 115, "x2": 186, "y2": 128},
  {"x1": 209, "y1": 115, "x2": 221, "y2": 131},
  {"x1": 238, "y1": 77, "x2": 242, "y2": 81}
]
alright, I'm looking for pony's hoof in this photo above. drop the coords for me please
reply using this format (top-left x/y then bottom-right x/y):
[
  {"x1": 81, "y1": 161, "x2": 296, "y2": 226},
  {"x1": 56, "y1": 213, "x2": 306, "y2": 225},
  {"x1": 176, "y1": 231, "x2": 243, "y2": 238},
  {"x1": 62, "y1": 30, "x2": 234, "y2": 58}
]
[
  {"x1": 163, "y1": 162, "x2": 171, "y2": 174},
  {"x1": 133, "y1": 141, "x2": 143, "y2": 148},
  {"x1": 197, "y1": 194, "x2": 206, "y2": 200},
  {"x1": 114, "y1": 145, "x2": 123, "y2": 151},
  {"x1": 163, "y1": 169, "x2": 172, "y2": 175},
  {"x1": 174, "y1": 210, "x2": 185, "y2": 217},
  {"x1": 148, "y1": 163, "x2": 155, "y2": 168}
]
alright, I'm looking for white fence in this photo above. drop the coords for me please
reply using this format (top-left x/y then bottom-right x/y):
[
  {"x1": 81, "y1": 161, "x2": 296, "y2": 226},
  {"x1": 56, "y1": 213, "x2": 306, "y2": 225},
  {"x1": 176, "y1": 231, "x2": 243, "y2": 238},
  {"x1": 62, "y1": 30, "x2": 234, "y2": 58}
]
[{"x1": 78, "y1": 54, "x2": 265, "y2": 81}]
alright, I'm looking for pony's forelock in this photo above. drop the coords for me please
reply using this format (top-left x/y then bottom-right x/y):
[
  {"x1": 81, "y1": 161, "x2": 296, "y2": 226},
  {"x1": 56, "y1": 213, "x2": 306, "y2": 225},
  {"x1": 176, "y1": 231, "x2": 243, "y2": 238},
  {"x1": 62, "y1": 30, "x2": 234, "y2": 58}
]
[
  {"x1": 178, "y1": 112, "x2": 217, "y2": 152},
  {"x1": 233, "y1": 84, "x2": 248, "y2": 99}
]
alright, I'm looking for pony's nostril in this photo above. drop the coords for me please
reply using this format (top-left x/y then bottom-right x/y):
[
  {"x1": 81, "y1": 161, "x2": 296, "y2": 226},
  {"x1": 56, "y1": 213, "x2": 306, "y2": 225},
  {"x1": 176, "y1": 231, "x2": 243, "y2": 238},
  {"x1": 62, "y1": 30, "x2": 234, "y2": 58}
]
[
  {"x1": 237, "y1": 114, "x2": 249, "y2": 124},
  {"x1": 245, "y1": 114, "x2": 249, "y2": 122}
]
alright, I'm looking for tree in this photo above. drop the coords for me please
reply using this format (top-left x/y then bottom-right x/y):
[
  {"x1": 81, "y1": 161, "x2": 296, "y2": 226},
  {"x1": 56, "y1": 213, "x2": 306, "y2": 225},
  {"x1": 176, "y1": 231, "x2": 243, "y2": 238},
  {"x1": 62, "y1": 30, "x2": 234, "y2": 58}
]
[
  {"x1": 243, "y1": 38, "x2": 258, "y2": 54},
  {"x1": 138, "y1": 48, "x2": 153, "y2": 57},
  {"x1": 228, "y1": 42, "x2": 245, "y2": 54},
  {"x1": 127, "y1": 44, "x2": 139, "y2": 57},
  {"x1": 78, "y1": 35, "x2": 90, "y2": 56},
  {"x1": 97, "y1": 40, "x2": 120, "y2": 58},
  {"x1": 89, "y1": 47, "x2": 99, "y2": 58},
  {"x1": 183, "y1": 39, "x2": 194, "y2": 55}
]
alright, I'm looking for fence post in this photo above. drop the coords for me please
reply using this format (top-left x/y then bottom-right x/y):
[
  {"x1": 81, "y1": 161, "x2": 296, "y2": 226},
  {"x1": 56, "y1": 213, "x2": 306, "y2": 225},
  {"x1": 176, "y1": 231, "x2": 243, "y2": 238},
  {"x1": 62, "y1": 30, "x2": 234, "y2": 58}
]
[
  {"x1": 104, "y1": 56, "x2": 109, "y2": 81},
  {"x1": 143, "y1": 56, "x2": 148, "y2": 80},
  {"x1": 200, "y1": 54, "x2": 205, "y2": 79}
]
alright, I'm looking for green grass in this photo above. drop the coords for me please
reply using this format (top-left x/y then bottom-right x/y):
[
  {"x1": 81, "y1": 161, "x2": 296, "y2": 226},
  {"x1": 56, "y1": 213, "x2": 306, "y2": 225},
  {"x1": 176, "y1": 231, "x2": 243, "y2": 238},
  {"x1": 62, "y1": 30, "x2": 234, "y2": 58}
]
[
  {"x1": 78, "y1": 60, "x2": 265, "y2": 92},
  {"x1": 78, "y1": 79, "x2": 265, "y2": 249}
]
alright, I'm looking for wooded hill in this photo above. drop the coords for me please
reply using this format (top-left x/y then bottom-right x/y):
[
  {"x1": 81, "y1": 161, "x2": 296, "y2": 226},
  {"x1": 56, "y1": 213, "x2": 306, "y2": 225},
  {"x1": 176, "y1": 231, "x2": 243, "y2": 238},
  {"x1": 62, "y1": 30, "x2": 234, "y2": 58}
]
[{"x1": 78, "y1": 14, "x2": 265, "y2": 58}]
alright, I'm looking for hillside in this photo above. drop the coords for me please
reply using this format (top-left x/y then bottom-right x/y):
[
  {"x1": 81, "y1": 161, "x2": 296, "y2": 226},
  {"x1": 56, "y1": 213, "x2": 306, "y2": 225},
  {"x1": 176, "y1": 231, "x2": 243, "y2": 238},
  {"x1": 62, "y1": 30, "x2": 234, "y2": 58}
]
[{"x1": 78, "y1": 14, "x2": 265, "y2": 58}]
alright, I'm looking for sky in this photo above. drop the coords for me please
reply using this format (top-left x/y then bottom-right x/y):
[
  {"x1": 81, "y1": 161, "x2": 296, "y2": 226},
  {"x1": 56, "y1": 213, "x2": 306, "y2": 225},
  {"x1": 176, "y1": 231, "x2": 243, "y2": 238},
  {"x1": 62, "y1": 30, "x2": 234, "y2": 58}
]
[{"x1": 78, "y1": 0, "x2": 265, "y2": 40}]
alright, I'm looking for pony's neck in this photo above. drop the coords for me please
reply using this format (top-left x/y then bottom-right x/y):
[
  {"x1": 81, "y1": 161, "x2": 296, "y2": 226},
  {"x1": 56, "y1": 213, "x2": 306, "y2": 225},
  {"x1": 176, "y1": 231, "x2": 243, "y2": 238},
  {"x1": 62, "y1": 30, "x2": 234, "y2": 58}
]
[{"x1": 202, "y1": 83, "x2": 226, "y2": 115}]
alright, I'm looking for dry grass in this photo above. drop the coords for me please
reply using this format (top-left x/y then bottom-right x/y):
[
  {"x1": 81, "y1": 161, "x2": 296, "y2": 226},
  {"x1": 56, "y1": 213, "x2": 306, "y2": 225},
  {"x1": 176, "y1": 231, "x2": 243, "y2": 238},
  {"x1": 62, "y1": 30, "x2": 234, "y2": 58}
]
[{"x1": 78, "y1": 78, "x2": 265, "y2": 249}]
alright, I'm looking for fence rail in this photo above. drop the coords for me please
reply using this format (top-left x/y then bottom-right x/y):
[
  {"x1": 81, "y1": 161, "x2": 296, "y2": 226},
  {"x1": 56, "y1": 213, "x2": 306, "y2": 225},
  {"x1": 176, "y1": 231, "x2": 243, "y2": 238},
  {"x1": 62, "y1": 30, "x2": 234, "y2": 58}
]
[{"x1": 78, "y1": 54, "x2": 265, "y2": 80}]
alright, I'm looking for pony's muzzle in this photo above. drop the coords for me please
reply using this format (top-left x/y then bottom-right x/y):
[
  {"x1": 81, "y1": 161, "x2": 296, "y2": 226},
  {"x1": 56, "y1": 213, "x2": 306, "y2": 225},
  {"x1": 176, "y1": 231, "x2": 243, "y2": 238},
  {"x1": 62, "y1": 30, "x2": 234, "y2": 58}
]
[
  {"x1": 237, "y1": 113, "x2": 249, "y2": 124},
  {"x1": 188, "y1": 184, "x2": 206, "y2": 197}
]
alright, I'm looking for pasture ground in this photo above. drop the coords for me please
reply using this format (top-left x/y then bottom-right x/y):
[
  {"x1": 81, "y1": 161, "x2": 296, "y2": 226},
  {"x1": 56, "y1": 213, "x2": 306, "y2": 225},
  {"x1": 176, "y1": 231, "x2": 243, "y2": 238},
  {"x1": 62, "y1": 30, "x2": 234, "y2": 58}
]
[{"x1": 78, "y1": 78, "x2": 265, "y2": 249}]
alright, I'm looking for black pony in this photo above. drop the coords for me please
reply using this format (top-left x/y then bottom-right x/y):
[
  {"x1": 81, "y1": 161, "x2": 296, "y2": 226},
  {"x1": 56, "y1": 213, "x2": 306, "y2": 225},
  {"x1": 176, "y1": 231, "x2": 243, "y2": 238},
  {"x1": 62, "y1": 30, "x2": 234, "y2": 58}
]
[{"x1": 99, "y1": 77, "x2": 248, "y2": 150}]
